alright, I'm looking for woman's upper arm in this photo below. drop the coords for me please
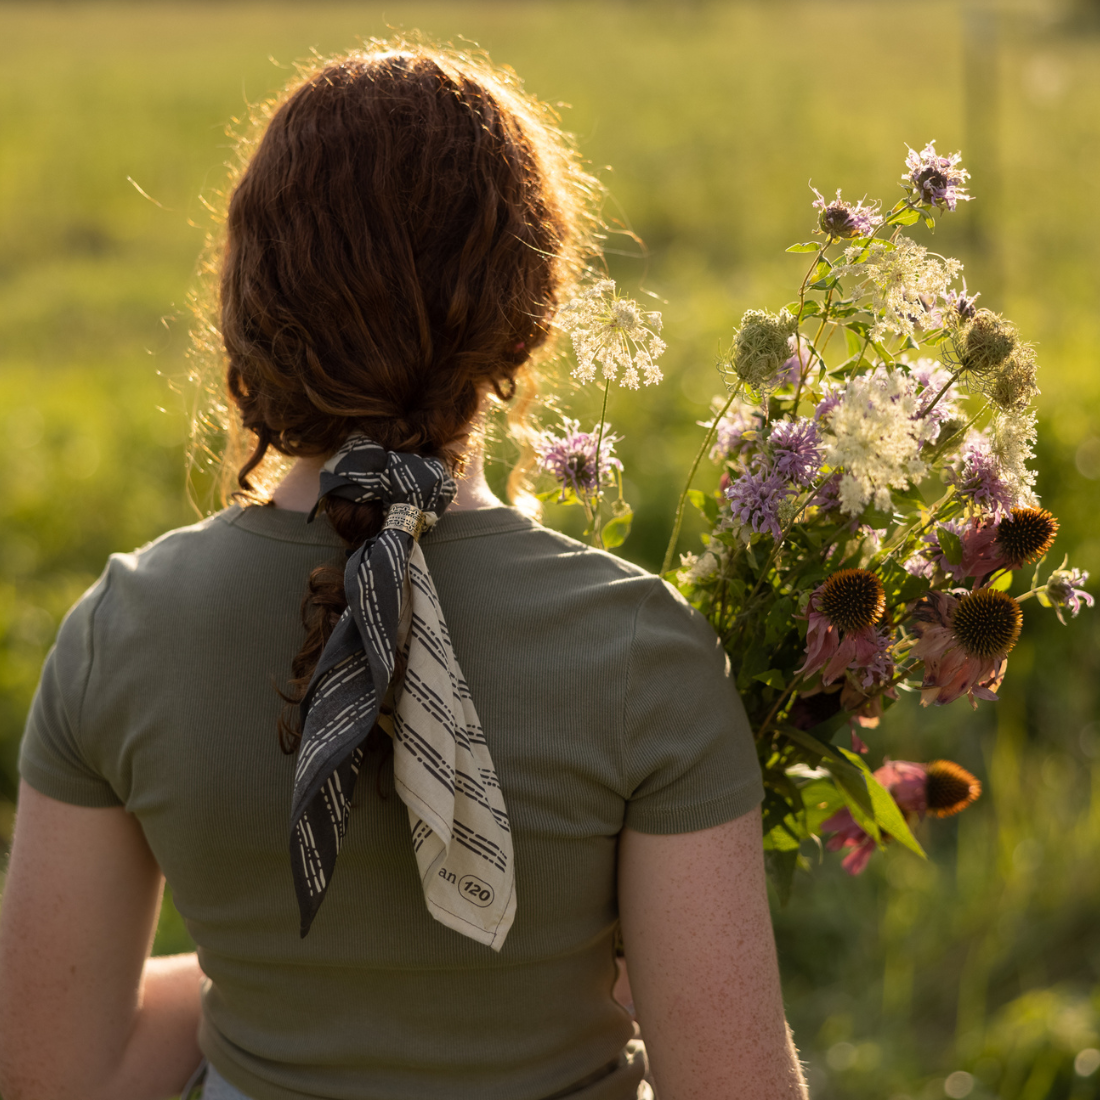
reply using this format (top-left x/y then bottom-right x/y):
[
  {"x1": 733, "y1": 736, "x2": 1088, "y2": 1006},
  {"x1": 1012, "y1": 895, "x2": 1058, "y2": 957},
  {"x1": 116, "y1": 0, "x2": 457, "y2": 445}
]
[
  {"x1": 0, "y1": 781, "x2": 165, "y2": 1099},
  {"x1": 618, "y1": 807, "x2": 808, "y2": 1099}
]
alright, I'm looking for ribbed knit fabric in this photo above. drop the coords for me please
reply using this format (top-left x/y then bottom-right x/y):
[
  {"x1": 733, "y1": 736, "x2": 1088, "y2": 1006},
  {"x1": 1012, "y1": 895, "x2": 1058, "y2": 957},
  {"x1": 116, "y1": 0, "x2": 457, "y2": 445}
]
[{"x1": 20, "y1": 504, "x2": 762, "y2": 1100}]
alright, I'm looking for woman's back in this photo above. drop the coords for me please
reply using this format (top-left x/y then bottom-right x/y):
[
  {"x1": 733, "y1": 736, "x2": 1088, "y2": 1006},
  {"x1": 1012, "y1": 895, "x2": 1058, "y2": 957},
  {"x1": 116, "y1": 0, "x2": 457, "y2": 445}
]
[{"x1": 22, "y1": 502, "x2": 760, "y2": 1100}]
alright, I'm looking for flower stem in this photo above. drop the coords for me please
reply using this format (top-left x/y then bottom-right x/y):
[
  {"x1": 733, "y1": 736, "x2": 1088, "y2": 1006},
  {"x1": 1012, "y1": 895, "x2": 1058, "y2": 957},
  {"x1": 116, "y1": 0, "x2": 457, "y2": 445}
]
[
  {"x1": 591, "y1": 377, "x2": 611, "y2": 549},
  {"x1": 661, "y1": 382, "x2": 743, "y2": 574},
  {"x1": 921, "y1": 368, "x2": 963, "y2": 420},
  {"x1": 797, "y1": 238, "x2": 831, "y2": 324}
]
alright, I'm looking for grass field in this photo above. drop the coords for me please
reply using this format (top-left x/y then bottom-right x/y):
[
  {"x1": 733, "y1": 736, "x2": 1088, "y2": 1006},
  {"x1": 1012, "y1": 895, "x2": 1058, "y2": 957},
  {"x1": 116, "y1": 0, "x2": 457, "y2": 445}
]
[{"x1": 2, "y1": 2, "x2": 1100, "y2": 1096}]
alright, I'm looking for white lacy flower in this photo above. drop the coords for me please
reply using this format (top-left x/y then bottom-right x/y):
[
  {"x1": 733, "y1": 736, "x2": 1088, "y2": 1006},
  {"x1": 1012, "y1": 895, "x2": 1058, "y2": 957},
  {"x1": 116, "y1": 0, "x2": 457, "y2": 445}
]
[
  {"x1": 990, "y1": 409, "x2": 1039, "y2": 507},
  {"x1": 821, "y1": 368, "x2": 934, "y2": 515},
  {"x1": 677, "y1": 545, "x2": 727, "y2": 586},
  {"x1": 837, "y1": 237, "x2": 963, "y2": 342},
  {"x1": 557, "y1": 279, "x2": 666, "y2": 388}
]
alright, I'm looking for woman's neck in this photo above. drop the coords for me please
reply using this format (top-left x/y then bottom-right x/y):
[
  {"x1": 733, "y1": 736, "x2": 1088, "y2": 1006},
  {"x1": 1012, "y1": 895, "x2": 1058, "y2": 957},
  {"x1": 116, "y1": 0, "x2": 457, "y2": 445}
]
[{"x1": 269, "y1": 449, "x2": 502, "y2": 514}]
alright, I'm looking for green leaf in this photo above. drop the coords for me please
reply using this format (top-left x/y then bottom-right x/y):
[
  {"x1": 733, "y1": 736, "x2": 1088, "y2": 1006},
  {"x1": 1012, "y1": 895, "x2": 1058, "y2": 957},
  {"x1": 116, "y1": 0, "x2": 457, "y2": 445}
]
[
  {"x1": 989, "y1": 569, "x2": 1014, "y2": 592},
  {"x1": 838, "y1": 748, "x2": 926, "y2": 859},
  {"x1": 786, "y1": 241, "x2": 820, "y2": 253},
  {"x1": 808, "y1": 276, "x2": 839, "y2": 291},
  {"x1": 798, "y1": 778, "x2": 847, "y2": 835},
  {"x1": 753, "y1": 668, "x2": 787, "y2": 689},
  {"x1": 687, "y1": 489, "x2": 719, "y2": 526},
  {"x1": 765, "y1": 847, "x2": 799, "y2": 906},
  {"x1": 738, "y1": 646, "x2": 769, "y2": 691},
  {"x1": 887, "y1": 206, "x2": 921, "y2": 226},
  {"x1": 937, "y1": 525, "x2": 963, "y2": 565},
  {"x1": 828, "y1": 760, "x2": 877, "y2": 827},
  {"x1": 799, "y1": 300, "x2": 821, "y2": 318},
  {"x1": 534, "y1": 487, "x2": 566, "y2": 503},
  {"x1": 782, "y1": 722, "x2": 849, "y2": 762},
  {"x1": 764, "y1": 821, "x2": 801, "y2": 852},
  {"x1": 601, "y1": 507, "x2": 633, "y2": 549},
  {"x1": 880, "y1": 559, "x2": 930, "y2": 605}
]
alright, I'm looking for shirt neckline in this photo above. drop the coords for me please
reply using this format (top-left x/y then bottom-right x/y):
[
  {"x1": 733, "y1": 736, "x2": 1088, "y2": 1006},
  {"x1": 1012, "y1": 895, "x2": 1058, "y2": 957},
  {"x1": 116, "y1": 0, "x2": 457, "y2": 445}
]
[{"x1": 223, "y1": 502, "x2": 535, "y2": 546}]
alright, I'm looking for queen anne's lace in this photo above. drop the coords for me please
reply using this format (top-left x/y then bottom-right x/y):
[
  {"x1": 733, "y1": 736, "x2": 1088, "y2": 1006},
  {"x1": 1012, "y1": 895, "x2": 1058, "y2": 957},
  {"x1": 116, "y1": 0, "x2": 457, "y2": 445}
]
[
  {"x1": 837, "y1": 238, "x2": 962, "y2": 342},
  {"x1": 556, "y1": 279, "x2": 665, "y2": 389},
  {"x1": 820, "y1": 369, "x2": 934, "y2": 515}
]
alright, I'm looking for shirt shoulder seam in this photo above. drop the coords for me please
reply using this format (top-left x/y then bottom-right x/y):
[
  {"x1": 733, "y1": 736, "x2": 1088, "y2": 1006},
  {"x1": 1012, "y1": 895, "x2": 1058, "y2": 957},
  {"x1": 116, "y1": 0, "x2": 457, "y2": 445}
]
[
  {"x1": 72, "y1": 566, "x2": 114, "y2": 755},
  {"x1": 619, "y1": 577, "x2": 667, "y2": 791}
]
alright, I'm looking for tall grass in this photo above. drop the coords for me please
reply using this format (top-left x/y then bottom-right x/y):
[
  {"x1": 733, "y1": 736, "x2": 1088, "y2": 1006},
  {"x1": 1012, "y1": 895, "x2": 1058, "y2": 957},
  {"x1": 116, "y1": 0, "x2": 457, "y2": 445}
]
[{"x1": 1, "y1": 3, "x2": 1099, "y2": 1094}]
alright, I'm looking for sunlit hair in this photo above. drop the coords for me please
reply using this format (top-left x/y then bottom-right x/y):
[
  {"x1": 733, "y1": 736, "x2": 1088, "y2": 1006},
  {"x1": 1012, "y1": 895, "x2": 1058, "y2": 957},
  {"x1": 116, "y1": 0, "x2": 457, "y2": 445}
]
[{"x1": 188, "y1": 39, "x2": 599, "y2": 748}]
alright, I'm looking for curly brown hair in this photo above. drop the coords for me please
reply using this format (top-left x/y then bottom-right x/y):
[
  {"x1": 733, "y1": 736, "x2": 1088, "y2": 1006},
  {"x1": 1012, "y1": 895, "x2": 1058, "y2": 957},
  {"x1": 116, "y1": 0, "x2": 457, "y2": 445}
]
[{"x1": 206, "y1": 41, "x2": 597, "y2": 750}]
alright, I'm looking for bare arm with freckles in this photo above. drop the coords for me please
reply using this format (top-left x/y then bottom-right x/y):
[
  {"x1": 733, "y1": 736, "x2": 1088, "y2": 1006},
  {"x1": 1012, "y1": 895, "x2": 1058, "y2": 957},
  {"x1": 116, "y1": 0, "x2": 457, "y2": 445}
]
[
  {"x1": 618, "y1": 807, "x2": 808, "y2": 1099},
  {"x1": 0, "y1": 782, "x2": 204, "y2": 1100}
]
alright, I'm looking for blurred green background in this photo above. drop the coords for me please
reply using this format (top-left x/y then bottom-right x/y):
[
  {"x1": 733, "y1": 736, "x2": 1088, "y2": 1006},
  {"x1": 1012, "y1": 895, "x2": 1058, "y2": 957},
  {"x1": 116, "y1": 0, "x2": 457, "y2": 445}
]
[{"x1": 1, "y1": 1, "x2": 1099, "y2": 1096}]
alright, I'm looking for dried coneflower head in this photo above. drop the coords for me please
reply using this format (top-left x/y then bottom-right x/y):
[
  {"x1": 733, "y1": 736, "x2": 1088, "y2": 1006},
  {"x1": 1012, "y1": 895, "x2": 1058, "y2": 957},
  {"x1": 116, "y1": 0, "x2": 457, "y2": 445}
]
[
  {"x1": 819, "y1": 568, "x2": 886, "y2": 634},
  {"x1": 996, "y1": 507, "x2": 1059, "y2": 565},
  {"x1": 924, "y1": 760, "x2": 982, "y2": 817},
  {"x1": 950, "y1": 588, "x2": 1023, "y2": 658}
]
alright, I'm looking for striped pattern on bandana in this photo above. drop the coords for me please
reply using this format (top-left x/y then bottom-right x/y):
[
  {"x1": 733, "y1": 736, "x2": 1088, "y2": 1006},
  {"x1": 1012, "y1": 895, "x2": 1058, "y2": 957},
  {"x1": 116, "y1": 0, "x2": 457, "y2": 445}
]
[{"x1": 291, "y1": 436, "x2": 516, "y2": 950}]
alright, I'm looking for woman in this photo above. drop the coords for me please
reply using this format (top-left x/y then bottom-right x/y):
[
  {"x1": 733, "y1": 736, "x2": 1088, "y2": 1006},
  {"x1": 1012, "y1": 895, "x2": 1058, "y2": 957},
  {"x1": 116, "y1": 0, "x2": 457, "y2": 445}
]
[{"x1": 0, "y1": 45, "x2": 808, "y2": 1099}]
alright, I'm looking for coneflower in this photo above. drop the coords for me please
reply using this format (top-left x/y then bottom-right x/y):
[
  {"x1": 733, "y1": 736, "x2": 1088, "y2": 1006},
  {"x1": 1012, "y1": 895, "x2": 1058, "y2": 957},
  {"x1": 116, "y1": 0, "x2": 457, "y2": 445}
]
[
  {"x1": 910, "y1": 589, "x2": 1022, "y2": 707},
  {"x1": 995, "y1": 507, "x2": 1059, "y2": 566},
  {"x1": 797, "y1": 569, "x2": 893, "y2": 688},
  {"x1": 924, "y1": 760, "x2": 982, "y2": 817},
  {"x1": 950, "y1": 589, "x2": 1023, "y2": 659},
  {"x1": 821, "y1": 758, "x2": 982, "y2": 874},
  {"x1": 819, "y1": 569, "x2": 886, "y2": 633}
]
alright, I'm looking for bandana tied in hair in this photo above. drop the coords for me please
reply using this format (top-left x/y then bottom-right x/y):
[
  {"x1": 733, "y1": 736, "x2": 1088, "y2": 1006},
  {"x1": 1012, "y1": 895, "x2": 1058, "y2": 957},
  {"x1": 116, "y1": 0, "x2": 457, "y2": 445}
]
[{"x1": 291, "y1": 436, "x2": 516, "y2": 950}]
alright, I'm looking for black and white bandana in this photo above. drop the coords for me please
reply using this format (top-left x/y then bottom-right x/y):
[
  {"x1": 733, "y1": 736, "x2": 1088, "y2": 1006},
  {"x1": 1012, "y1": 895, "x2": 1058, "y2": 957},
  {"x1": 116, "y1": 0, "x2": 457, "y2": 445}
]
[{"x1": 291, "y1": 435, "x2": 516, "y2": 949}]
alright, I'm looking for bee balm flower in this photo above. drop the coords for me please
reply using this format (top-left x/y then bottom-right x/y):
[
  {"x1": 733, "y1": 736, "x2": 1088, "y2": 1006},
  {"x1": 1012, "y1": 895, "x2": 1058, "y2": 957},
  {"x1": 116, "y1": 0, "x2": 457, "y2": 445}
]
[
  {"x1": 811, "y1": 186, "x2": 883, "y2": 239},
  {"x1": 533, "y1": 418, "x2": 622, "y2": 498},
  {"x1": 1045, "y1": 567, "x2": 1094, "y2": 624},
  {"x1": 904, "y1": 141, "x2": 972, "y2": 211}
]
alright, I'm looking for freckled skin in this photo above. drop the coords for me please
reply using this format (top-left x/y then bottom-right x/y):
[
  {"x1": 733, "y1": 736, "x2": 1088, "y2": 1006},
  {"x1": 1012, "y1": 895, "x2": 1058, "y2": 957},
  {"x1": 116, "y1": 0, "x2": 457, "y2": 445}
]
[
  {"x1": 619, "y1": 807, "x2": 809, "y2": 1098},
  {"x1": 0, "y1": 782, "x2": 205, "y2": 1100}
]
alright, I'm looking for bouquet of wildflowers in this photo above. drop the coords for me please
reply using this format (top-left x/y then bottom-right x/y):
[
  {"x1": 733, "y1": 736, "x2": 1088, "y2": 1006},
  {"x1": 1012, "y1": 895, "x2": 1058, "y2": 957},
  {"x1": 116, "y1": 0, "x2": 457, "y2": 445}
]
[{"x1": 535, "y1": 142, "x2": 1093, "y2": 896}]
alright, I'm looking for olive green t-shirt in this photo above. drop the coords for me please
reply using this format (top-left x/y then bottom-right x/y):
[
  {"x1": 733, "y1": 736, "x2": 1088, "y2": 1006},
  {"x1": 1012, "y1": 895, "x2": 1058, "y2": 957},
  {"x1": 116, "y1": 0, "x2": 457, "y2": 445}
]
[{"x1": 20, "y1": 504, "x2": 763, "y2": 1100}]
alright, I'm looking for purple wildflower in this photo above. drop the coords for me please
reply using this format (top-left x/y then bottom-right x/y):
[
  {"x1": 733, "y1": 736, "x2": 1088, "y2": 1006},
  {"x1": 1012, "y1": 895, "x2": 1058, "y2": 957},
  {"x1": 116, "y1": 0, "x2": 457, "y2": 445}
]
[
  {"x1": 1046, "y1": 567, "x2": 1094, "y2": 624},
  {"x1": 767, "y1": 418, "x2": 822, "y2": 487},
  {"x1": 534, "y1": 417, "x2": 622, "y2": 497},
  {"x1": 920, "y1": 279, "x2": 981, "y2": 329},
  {"x1": 725, "y1": 471, "x2": 791, "y2": 540},
  {"x1": 811, "y1": 186, "x2": 883, "y2": 239},
  {"x1": 779, "y1": 335, "x2": 814, "y2": 387},
  {"x1": 904, "y1": 141, "x2": 972, "y2": 212},
  {"x1": 812, "y1": 470, "x2": 844, "y2": 513},
  {"x1": 814, "y1": 382, "x2": 845, "y2": 422},
  {"x1": 908, "y1": 356, "x2": 960, "y2": 441},
  {"x1": 708, "y1": 403, "x2": 764, "y2": 463},
  {"x1": 948, "y1": 279, "x2": 980, "y2": 321},
  {"x1": 947, "y1": 432, "x2": 1015, "y2": 515}
]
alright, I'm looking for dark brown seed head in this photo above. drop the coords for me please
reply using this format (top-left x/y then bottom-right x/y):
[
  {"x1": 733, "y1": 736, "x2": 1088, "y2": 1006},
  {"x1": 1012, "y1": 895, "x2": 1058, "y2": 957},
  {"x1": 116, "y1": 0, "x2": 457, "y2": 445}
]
[
  {"x1": 819, "y1": 568, "x2": 885, "y2": 634},
  {"x1": 924, "y1": 760, "x2": 982, "y2": 817},
  {"x1": 996, "y1": 507, "x2": 1059, "y2": 565},
  {"x1": 950, "y1": 589, "x2": 1022, "y2": 658}
]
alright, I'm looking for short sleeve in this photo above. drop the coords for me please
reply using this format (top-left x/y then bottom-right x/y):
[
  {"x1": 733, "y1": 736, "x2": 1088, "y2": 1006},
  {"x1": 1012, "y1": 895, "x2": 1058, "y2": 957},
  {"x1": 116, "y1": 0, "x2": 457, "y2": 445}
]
[
  {"x1": 19, "y1": 570, "x2": 122, "y2": 807},
  {"x1": 622, "y1": 579, "x2": 763, "y2": 834}
]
